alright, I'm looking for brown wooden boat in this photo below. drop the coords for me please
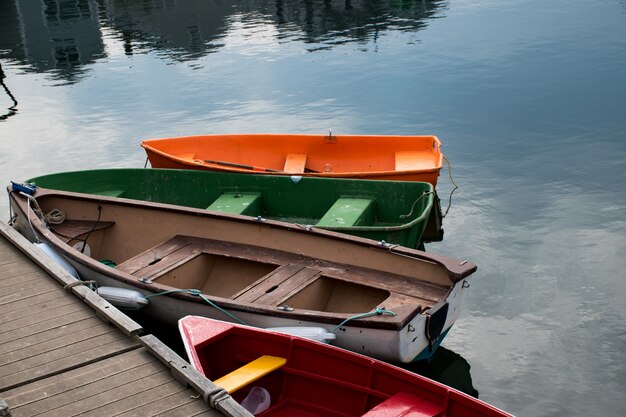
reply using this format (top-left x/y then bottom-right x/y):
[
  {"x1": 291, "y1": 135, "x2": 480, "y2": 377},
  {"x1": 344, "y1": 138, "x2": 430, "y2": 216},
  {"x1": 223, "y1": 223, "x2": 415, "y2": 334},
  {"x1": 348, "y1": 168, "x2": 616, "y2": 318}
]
[
  {"x1": 141, "y1": 133, "x2": 444, "y2": 185},
  {"x1": 8, "y1": 183, "x2": 475, "y2": 363}
]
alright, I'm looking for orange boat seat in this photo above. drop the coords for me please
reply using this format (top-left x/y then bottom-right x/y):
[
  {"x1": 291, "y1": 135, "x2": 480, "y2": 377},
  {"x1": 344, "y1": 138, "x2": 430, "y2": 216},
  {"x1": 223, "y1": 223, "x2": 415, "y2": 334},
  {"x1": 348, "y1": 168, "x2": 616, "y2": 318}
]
[
  {"x1": 206, "y1": 192, "x2": 263, "y2": 216},
  {"x1": 214, "y1": 355, "x2": 287, "y2": 394},
  {"x1": 395, "y1": 151, "x2": 433, "y2": 171},
  {"x1": 316, "y1": 198, "x2": 375, "y2": 227},
  {"x1": 361, "y1": 392, "x2": 443, "y2": 417},
  {"x1": 284, "y1": 153, "x2": 308, "y2": 173}
]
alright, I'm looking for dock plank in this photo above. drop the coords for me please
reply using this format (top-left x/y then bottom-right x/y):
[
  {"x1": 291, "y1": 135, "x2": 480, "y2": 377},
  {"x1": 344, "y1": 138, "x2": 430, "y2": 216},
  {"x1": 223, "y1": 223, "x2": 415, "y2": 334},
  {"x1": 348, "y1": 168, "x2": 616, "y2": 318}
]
[
  {"x1": 0, "y1": 269, "x2": 47, "y2": 289},
  {"x1": 0, "y1": 302, "x2": 89, "y2": 336},
  {"x1": 0, "y1": 308, "x2": 95, "y2": 344},
  {"x1": 0, "y1": 315, "x2": 102, "y2": 355},
  {"x1": 2, "y1": 349, "x2": 155, "y2": 406},
  {"x1": 0, "y1": 333, "x2": 140, "y2": 391}
]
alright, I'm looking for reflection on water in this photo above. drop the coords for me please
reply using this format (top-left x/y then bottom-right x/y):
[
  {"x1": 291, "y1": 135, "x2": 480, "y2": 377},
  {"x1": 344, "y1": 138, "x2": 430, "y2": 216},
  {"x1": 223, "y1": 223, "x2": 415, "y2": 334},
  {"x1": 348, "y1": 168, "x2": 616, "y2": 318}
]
[
  {"x1": 1, "y1": 0, "x2": 444, "y2": 83},
  {"x1": 397, "y1": 346, "x2": 479, "y2": 398},
  {"x1": 0, "y1": 63, "x2": 18, "y2": 121}
]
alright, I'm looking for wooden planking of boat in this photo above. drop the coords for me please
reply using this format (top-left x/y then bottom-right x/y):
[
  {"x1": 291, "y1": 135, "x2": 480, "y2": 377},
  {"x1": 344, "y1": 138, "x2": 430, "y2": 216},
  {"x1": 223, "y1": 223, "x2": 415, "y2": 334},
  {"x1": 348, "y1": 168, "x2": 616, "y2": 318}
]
[
  {"x1": 140, "y1": 133, "x2": 444, "y2": 185},
  {"x1": 27, "y1": 168, "x2": 435, "y2": 249},
  {"x1": 179, "y1": 316, "x2": 514, "y2": 417},
  {"x1": 7, "y1": 183, "x2": 475, "y2": 363}
]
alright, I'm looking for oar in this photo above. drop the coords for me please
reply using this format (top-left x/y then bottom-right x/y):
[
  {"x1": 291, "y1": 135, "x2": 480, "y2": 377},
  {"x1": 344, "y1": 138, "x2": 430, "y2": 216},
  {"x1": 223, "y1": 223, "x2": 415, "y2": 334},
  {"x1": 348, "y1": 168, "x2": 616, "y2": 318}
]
[{"x1": 203, "y1": 159, "x2": 282, "y2": 173}]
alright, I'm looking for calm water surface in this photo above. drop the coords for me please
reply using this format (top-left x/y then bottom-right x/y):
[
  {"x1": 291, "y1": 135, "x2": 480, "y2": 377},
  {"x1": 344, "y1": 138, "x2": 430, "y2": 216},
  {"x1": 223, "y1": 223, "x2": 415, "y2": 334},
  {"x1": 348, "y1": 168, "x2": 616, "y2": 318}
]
[{"x1": 2, "y1": 1, "x2": 626, "y2": 416}]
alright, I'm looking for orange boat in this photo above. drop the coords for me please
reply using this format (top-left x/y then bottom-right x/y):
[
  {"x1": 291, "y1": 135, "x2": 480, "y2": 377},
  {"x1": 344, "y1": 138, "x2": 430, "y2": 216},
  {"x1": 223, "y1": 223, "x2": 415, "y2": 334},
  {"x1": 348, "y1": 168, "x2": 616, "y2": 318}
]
[{"x1": 141, "y1": 133, "x2": 444, "y2": 185}]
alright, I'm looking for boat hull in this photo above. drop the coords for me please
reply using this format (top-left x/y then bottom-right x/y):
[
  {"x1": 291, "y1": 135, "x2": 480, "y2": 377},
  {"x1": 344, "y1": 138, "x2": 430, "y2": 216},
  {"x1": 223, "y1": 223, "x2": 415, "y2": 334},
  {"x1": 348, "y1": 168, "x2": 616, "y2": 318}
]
[
  {"x1": 65, "y1": 255, "x2": 468, "y2": 363},
  {"x1": 141, "y1": 133, "x2": 444, "y2": 186},
  {"x1": 28, "y1": 168, "x2": 435, "y2": 248},
  {"x1": 178, "y1": 316, "x2": 514, "y2": 417}
]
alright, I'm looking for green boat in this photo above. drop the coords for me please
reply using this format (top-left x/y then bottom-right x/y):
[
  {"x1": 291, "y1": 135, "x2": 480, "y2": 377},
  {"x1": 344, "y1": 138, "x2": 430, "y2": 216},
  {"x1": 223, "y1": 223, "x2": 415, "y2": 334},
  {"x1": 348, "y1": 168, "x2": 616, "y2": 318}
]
[{"x1": 27, "y1": 168, "x2": 435, "y2": 248}]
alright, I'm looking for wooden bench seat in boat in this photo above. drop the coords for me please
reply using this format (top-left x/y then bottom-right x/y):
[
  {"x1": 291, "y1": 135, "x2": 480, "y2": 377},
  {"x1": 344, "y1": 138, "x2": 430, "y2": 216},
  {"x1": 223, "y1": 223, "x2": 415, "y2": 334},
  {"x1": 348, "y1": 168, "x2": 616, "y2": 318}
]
[
  {"x1": 232, "y1": 264, "x2": 321, "y2": 305},
  {"x1": 115, "y1": 235, "x2": 199, "y2": 280},
  {"x1": 316, "y1": 198, "x2": 375, "y2": 227},
  {"x1": 214, "y1": 355, "x2": 286, "y2": 394},
  {"x1": 361, "y1": 392, "x2": 443, "y2": 417},
  {"x1": 283, "y1": 153, "x2": 307, "y2": 174},
  {"x1": 50, "y1": 219, "x2": 115, "y2": 243},
  {"x1": 206, "y1": 192, "x2": 262, "y2": 215}
]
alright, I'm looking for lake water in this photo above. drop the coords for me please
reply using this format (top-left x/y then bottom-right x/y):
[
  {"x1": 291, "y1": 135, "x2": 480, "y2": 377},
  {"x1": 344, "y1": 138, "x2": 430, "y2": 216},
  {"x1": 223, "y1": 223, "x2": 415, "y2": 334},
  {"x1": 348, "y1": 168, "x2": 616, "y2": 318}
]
[{"x1": 1, "y1": 1, "x2": 625, "y2": 415}]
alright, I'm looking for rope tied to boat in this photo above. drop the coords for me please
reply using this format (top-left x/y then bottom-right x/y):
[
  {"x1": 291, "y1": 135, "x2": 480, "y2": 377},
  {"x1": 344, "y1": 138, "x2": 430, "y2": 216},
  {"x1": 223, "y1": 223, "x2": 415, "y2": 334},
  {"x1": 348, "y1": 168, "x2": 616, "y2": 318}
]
[
  {"x1": 205, "y1": 386, "x2": 231, "y2": 409},
  {"x1": 330, "y1": 307, "x2": 397, "y2": 333},
  {"x1": 399, "y1": 190, "x2": 434, "y2": 219},
  {"x1": 44, "y1": 208, "x2": 66, "y2": 224},
  {"x1": 443, "y1": 155, "x2": 461, "y2": 218},
  {"x1": 145, "y1": 289, "x2": 248, "y2": 325},
  {"x1": 64, "y1": 280, "x2": 97, "y2": 291}
]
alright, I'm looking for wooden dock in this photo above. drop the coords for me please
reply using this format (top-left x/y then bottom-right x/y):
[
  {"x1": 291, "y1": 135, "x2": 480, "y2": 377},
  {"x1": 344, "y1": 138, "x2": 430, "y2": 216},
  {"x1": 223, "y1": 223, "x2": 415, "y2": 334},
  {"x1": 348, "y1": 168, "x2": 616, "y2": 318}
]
[{"x1": 0, "y1": 221, "x2": 250, "y2": 417}]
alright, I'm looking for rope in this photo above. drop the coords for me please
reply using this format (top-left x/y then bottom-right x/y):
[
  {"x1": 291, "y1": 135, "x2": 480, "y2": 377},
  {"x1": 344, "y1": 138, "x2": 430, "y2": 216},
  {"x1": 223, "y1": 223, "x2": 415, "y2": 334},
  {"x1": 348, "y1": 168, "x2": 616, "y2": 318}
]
[
  {"x1": 23, "y1": 193, "x2": 43, "y2": 243},
  {"x1": 330, "y1": 307, "x2": 397, "y2": 333},
  {"x1": 206, "y1": 387, "x2": 230, "y2": 408},
  {"x1": 44, "y1": 208, "x2": 66, "y2": 224},
  {"x1": 399, "y1": 191, "x2": 434, "y2": 219},
  {"x1": 145, "y1": 289, "x2": 247, "y2": 325},
  {"x1": 64, "y1": 280, "x2": 97, "y2": 291},
  {"x1": 442, "y1": 155, "x2": 461, "y2": 218}
]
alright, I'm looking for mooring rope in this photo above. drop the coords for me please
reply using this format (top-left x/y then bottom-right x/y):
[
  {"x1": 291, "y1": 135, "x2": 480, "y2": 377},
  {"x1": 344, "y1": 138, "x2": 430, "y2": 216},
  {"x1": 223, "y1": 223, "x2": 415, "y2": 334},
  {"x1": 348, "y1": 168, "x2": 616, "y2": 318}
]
[
  {"x1": 399, "y1": 190, "x2": 434, "y2": 219},
  {"x1": 443, "y1": 155, "x2": 461, "y2": 218},
  {"x1": 145, "y1": 289, "x2": 248, "y2": 325},
  {"x1": 330, "y1": 307, "x2": 397, "y2": 333}
]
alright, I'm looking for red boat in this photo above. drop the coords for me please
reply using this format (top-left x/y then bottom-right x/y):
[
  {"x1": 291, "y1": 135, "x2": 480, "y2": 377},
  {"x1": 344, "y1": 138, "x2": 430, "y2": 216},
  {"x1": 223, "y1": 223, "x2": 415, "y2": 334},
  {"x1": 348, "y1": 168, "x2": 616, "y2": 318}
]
[{"x1": 179, "y1": 316, "x2": 513, "y2": 417}]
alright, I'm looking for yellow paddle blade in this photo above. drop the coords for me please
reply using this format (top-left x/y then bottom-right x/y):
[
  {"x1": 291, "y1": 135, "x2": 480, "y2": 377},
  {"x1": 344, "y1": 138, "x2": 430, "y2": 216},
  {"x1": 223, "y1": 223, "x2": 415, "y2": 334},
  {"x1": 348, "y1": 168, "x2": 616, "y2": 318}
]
[{"x1": 214, "y1": 355, "x2": 287, "y2": 394}]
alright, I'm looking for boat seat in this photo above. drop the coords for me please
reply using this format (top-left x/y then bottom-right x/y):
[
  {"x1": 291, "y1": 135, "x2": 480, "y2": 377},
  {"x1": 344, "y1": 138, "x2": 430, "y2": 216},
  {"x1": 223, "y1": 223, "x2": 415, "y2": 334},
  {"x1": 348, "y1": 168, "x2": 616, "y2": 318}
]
[
  {"x1": 115, "y1": 235, "x2": 198, "y2": 280},
  {"x1": 50, "y1": 219, "x2": 116, "y2": 243},
  {"x1": 233, "y1": 264, "x2": 320, "y2": 305},
  {"x1": 316, "y1": 198, "x2": 375, "y2": 227},
  {"x1": 214, "y1": 355, "x2": 287, "y2": 394},
  {"x1": 283, "y1": 153, "x2": 307, "y2": 173},
  {"x1": 395, "y1": 151, "x2": 432, "y2": 171},
  {"x1": 206, "y1": 192, "x2": 262, "y2": 216},
  {"x1": 361, "y1": 392, "x2": 443, "y2": 417}
]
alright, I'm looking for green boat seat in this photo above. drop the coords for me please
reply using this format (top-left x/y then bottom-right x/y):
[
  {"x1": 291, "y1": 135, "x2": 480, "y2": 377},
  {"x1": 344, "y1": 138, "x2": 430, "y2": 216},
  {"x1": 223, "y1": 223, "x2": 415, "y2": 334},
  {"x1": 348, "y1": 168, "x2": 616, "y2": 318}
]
[
  {"x1": 316, "y1": 198, "x2": 375, "y2": 227},
  {"x1": 207, "y1": 192, "x2": 262, "y2": 216}
]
